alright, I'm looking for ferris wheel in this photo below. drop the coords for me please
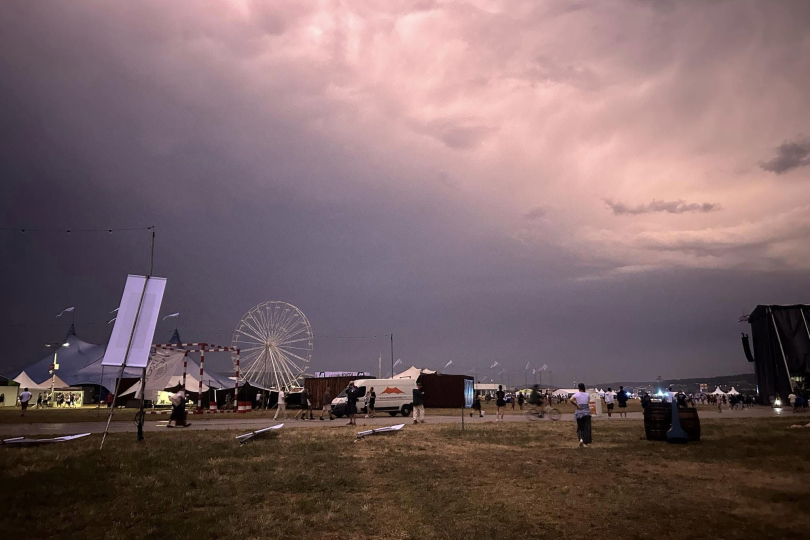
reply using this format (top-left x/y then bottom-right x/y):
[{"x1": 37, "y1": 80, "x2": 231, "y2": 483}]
[{"x1": 231, "y1": 301, "x2": 313, "y2": 392}]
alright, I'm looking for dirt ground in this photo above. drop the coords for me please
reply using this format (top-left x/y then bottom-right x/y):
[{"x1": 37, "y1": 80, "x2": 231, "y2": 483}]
[{"x1": 3, "y1": 416, "x2": 808, "y2": 540}]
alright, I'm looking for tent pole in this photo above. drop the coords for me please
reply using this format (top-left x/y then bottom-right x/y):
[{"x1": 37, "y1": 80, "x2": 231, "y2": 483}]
[
  {"x1": 137, "y1": 367, "x2": 146, "y2": 441},
  {"x1": 100, "y1": 363, "x2": 126, "y2": 449}
]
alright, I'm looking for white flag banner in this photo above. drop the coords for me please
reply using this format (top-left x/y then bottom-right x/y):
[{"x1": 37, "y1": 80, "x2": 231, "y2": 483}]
[
  {"x1": 541, "y1": 364, "x2": 548, "y2": 371},
  {"x1": 393, "y1": 359, "x2": 403, "y2": 368},
  {"x1": 525, "y1": 361, "x2": 531, "y2": 371},
  {"x1": 56, "y1": 307, "x2": 75, "y2": 317},
  {"x1": 490, "y1": 361, "x2": 500, "y2": 369},
  {"x1": 443, "y1": 360, "x2": 453, "y2": 369},
  {"x1": 103, "y1": 275, "x2": 167, "y2": 368}
]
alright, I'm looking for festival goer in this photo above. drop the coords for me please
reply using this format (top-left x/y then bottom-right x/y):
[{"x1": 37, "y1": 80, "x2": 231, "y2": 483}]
[
  {"x1": 36, "y1": 394, "x2": 43, "y2": 409},
  {"x1": 19, "y1": 387, "x2": 32, "y2": 417},
  {"x1": 297, "y1": 388, "x2": 311, "y2": 420},
  {"x1": 320, "y1": 387, "x2": 334, "y2": 420},
  {"x1": 641, "y1": 392, "x2": 651, "y2": 409},
  {"x1": 346, "y1": 382, "x2": 360, "y2": 426},
  {"x1": 167, "y1": 390, "x2": 190, "y2": 427},
  {"x1": 363, "y1": 388, "x2": 371, "y2": 418},
  {"x1": 495, "y1": 385, "x2": 506, "y2": 422},
  {"x1": 470, "y1": 394, "x2": 483, "y2": 417},
  {"x1": 367, "y1": 387, "x2": 376, "y2": 418},
  {"x1": 616, "y1": 386, "x2": 628, "y2": 417},
  {"x1": 789, "y1": 391, "x2": 797, "y2": 412},
  {"x1": 106, "y1": 392, "x2": 114, "y2": 408},
  {"x1": 412, "y1": 382, "x2": 426, "y2": 424},
  {"x1": 604, "y1": 387, "x2": 615, "y2": 418},
  {"x1": 570, "y1": 383, "x2": 591, "y2": 447},
  {"x1": 517, "y1": 392, "x2": 525, "y2": 410},
  {"x1": 274, "y1": 389, "x2": 287, "y2": 420}
]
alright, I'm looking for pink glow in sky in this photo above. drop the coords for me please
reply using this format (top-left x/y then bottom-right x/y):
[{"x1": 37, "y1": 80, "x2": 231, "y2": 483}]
[{"x1": 2, "y1": 0, "x2": 809, "y2": 382}]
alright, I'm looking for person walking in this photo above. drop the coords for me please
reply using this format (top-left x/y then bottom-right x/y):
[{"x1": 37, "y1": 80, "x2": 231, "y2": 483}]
[
  {"x1": 789, "y1": 391, "x2": 797, "y2": 412},
  {"x1": 320, "y1": 387, "x2": 334, "y2": 420},
  {"x1": 616, "y1": 386, "x2": 628, "y2": 417},
  {"x1": 470, "y1": 394, "x2": 483, "y2": 417},
  {"x1": 296, "y1": 388, "x2": 312, "y2": 420},
  {"x1": 346, "y1": 382, "x2": 360, "y2": 425},
  {"x1": 570, "y1": 383, "x2": 592, "y2": 447},
  {"x1": 518, "y1": 392, "x2": 525, "y2": 410},
  {"x1": 19, "y1": 387, "x2": 32, "y2": 417},
  {"x1": 367, "y1": 387, "x2": 376, "y2": 418},
  {"x1": 412, "y1": 382, "x2": 425, "y2": 424},
  {"x1": 36, "y1": 393, "x2": 43, "y2": 409},
  {"x1": 604, "y1": 387, "x2": 615, "y2": 418},
  {"x1": 495, "y1": 385, "x2": 506, "y2": 422},
  {"x1": 167, "y1": 390, "x2": 190, "y2": 427},
  {"x1": 363, "y1": 388, "x2": 371, "y2": 418},
  {"x1": 274, "y1": 389, "x2": 287, "y2": 420}
]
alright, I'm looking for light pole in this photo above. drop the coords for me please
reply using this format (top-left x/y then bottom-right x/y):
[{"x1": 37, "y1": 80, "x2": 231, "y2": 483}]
[{"x1": 45, "y1": 341, "x2": 69, "y2": 406}]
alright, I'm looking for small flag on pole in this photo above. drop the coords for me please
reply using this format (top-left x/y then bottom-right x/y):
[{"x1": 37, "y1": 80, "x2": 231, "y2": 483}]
[
  {"x1": 444, "y1": 360, "x2": 453, "y2": 369},
  {"x1": 56, "y1": 307, "x2": 75, "y2": 317},
  {"x1": 162, "y1": 312, "x2": 180, "y2": 321},
  {"x1": 393, "y1": 359, "x2": 403, "y2": 368},
  {"x1": 525, "y1": 361, "x2": 531, "y2": 371},
  {"x1": 490, "y1": 361, "x2": 500, "y2": 369}
]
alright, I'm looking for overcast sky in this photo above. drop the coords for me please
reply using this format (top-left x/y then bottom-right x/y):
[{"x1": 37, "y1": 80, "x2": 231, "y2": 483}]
[{"x1": 2, "y1": 0, "x2": 809, "y2": 385}]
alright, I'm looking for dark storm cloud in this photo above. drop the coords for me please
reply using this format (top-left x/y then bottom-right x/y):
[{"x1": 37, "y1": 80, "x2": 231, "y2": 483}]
[
  {"x1": 604, "y1": 199, "x2": 721, "y2": 215},
  {"x1": 760, "y1": 138, "x2": 810, "y2": 174},
  {"x1": 523, "y1": 206, "x2": 547, "y2": 221},
  {"x1": 1, "y1": 0, "x2": 809, "y2": 387}
]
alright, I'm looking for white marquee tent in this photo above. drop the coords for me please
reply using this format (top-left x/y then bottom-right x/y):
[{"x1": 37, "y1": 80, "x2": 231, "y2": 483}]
[
  {"x1": 711, "y1": 387, "x2": 726, "y2": 395},
  {"x1": 394, "y1": 366, "x2": 436, "y2": 379}
]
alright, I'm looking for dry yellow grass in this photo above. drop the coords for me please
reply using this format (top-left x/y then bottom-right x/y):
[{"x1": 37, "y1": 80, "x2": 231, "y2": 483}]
[{"x1": 2, "y1": 416, "x2": 809, "y2": 539}]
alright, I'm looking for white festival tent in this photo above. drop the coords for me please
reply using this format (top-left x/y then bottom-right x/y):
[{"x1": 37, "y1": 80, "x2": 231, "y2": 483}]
[
  {"x1": 13, "y1": 372, "x2": 51, "y2": 391},
  {"x1": 120, "y1": 349, "x2": 232, "y2": 398},
  {"x1": 553, "y1": 388, "x2": 578, "y2": 397},
  {"x1": 394, "y1": 366, "x2": 436, "y2": 379},
  {"x1": 727, "y1": 387, "x2": 741, "y2": 395},
  {"x1": 711, "y1": 387, "x2": 727, "y2": 395}
]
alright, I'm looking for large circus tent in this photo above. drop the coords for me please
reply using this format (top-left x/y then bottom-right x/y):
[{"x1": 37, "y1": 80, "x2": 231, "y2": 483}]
[{"x1": 5, "y1": 325, "x2": 232, "y2": 401}]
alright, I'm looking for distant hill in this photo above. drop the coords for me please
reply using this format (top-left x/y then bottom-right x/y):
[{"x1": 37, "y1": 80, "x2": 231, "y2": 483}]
[{"x1": 591, "y1": 373, "x2": 756, "y2": 394}]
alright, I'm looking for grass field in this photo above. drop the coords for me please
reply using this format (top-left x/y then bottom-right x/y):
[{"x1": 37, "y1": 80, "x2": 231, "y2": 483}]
[{"x1": 3, "y1": 417, "x2": 808, "y2": 539}]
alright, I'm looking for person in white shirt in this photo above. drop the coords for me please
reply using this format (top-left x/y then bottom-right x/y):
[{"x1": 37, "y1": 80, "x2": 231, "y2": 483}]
[
  {"x1": 604, "y1": 387, "x2": 615, "y2": 418},
  {"x1": 274, "y1": 390, "x2": 286, "y2": 420},
  {"x1": 788, "y1": 392, "x2": 797, "y2": 412},
  {"x1": 19, "y1": 388, "x2": 32, "y2": 417},
  {"x1": 569, "y1": 383, "x2": 592, "y2": 447}
]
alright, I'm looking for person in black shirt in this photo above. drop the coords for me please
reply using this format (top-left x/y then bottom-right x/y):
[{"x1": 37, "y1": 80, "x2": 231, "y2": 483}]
[
  {"x1": 346, "y1": 382, "x2": 360, "y2": 426},
  {"x1": 616, "y1": 386, "x2": 628, "y2": 417},
  {"x1": 367, "y1": 387, "x2": 376, "y2": 418},
  {"x1": 496, "y1": 385, "x2": 506, "y2": 422}
]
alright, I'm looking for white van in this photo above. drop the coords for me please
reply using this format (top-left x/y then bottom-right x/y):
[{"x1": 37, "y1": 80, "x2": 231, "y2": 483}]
[{"x1": 331, "y1": 378, "x2": 418, "y2": 418}]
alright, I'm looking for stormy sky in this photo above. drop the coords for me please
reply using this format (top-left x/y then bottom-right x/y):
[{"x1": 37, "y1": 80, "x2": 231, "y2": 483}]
[{"x1": 2, "y1": 0, "x2": 809, "y2": 385}]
